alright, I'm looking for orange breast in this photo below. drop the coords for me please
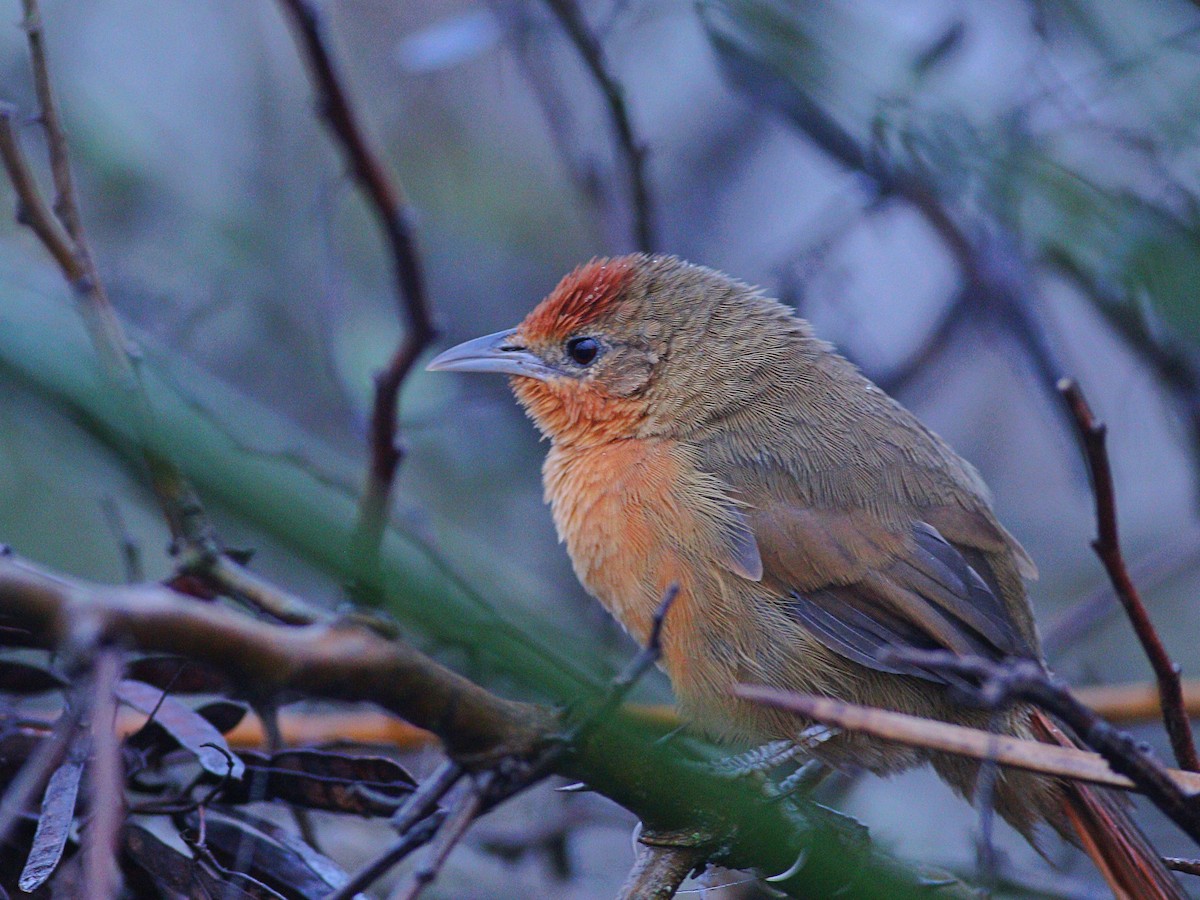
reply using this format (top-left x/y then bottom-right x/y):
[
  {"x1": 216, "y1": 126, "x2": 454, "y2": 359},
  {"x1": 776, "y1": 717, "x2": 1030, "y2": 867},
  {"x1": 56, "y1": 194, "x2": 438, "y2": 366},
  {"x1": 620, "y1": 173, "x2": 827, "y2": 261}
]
[{"x1": 543, "y1": 438, "x2": 696, "y2": 648}]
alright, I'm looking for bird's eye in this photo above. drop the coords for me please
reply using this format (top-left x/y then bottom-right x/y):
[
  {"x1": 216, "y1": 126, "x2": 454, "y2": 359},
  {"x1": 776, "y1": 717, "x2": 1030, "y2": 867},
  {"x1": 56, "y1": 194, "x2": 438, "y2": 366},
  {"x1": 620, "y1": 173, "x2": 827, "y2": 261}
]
[{"x1": 565, "y1": 336, "x2": 601, "y2": 366}]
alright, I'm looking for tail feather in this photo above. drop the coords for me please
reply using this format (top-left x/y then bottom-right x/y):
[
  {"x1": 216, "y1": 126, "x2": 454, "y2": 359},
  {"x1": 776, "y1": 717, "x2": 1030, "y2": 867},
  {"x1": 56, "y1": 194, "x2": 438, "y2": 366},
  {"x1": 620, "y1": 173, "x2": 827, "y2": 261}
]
[{"x1": 1029, "y1": 710, "x2": 1187, "y2": 900}]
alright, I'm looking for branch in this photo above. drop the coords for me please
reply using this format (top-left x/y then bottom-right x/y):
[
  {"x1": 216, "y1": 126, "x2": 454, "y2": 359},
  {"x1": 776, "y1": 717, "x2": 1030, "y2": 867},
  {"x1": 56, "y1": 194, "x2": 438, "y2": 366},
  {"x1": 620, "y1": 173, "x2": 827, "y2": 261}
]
[
  {"x1": 881, "y1": 649, "x2": 1200, "y2": 845},
  {"x1": 1077, "y1": 681, "x2": 1200, "y2": 726},
  {"x1": 18, "y1": 0, "x2": 81, "y2": 240},
  {"x1": 0, "y1": 2, "x2": 215, "y2": 550},
  {"x1": 705, "y1": 19, "x2": 1070, "y2": 410},
  {"x1": 274, "y1": 0, "x2": 435, "y2": 566},
  {"x1": 0, "y1": 105, "x2": 77, "y2": 277},
  {"x1": 0, "y1": 551, "x2": 974, "y2": 899},
  {"x1": 392, "y1": 772, "x2": 490, "y2": 900},
  {"x1": 0, "y1": 553, "x2": 546, "y2": 763},
  {"x1": 82, "y1": 650, "x2": 124, "y2": 899},
  {"x1": 180, "y1": 549, "x2": 332, "y2": 627},
  {"x1": 1059, "y1": 378, "x2": 1200, "y2": 772},
  {"x1": 617, "y1": 833, "x2": 708, "y2": 900},
  {"x1": 734, "y1": 686, "x2": 1200, "y2": 795},
  {"x1": 541, "y1": 0, "x2": 656, "y2": 252}
]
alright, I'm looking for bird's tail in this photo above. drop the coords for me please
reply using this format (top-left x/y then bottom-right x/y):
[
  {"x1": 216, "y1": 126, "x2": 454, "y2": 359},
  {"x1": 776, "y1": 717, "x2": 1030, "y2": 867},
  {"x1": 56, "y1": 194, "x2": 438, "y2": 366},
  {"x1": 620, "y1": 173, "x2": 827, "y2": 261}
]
[{"x1": 1027, "y1": 709, "x2": 1187, "y2": 900}]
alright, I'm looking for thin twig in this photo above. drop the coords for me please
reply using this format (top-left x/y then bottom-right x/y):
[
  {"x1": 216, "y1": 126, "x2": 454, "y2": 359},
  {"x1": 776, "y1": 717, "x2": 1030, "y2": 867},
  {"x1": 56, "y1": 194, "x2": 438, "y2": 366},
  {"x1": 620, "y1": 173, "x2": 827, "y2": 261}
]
[
  {"x1": 567, "y1": 583, "x2": 678, "y2": 744},
  {"x1": 0, "y1": 105, "x2": 77, "y2": 276},
  {"x1": 19, "y1": 0, "x2": 81, "y2": 240},
  {"x1": 394, "y1": 772, "x2": 493, "y2": 900},
  {"x1": 392, "y1": 760, "x2": 464, "y2": 834},
  {"x1": 0, "y1": 4, "x2": 215, "y2": 550},
  {"x1": 616, "y1": 835, "x2": 708, "y2": 900},
  {"x1": 99, "y1": 497, "x2": 142, "y2": 585},
  {"x1": 1165, "y1": 857, "x2": 1200, "y2": 877},
  {"x1": 541, "y1": 0, "x2": 656, "y2": 252},
  {"x1": 190, "y1": 551, "x2": 331, "y2": 626},
  {"x1": 274, "y1": 0, "x2": 435, "y2": 567},
  {"x1": 733, "y1": 685, "x2": 1200, "y2": 794},
  {"x1": 0, "y1": 704, "x2": 82, "y2": 848},
  {"x1": 882, "y1": 649, "x2": 1200, "y2": 845},
  {"x1": 326, "y1": 810, "x2": 447, "y2": 900},
  {"x1": 1059, "y1": 378, "x2": 1200, "y2": 772},
  {"x1": 83, "y1": 650, "x2": 124, "y2": 899}
]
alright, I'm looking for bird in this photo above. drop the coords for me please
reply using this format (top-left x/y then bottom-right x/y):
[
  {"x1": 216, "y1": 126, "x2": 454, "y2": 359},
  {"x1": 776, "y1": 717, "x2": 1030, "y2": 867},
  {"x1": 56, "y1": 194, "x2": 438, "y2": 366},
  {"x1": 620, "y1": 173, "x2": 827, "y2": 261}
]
[{"x1": 428, "y1": 253, "x2": 1184, "y2": 897}]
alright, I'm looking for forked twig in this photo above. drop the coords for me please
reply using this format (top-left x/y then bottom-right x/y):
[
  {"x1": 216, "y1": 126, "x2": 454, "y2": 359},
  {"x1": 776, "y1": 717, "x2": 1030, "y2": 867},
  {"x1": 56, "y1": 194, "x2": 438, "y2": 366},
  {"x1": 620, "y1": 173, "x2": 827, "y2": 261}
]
[
  {"x1": 1059, "y1": 378, "x2": 1200, "y2": 772},
  {"x1": 0, "y1": 0, "x2": 215, "y2": 550},
  {"x1": 275, "y1": 0, "x2": 435, "y2": 565}
]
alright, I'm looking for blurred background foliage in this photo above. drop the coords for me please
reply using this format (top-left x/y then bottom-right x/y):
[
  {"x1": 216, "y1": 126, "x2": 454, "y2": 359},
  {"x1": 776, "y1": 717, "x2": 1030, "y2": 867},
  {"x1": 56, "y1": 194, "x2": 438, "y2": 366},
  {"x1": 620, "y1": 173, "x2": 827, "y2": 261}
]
[{"x1": 3, "y1": 0, "x2": 1200, "y2": 895}]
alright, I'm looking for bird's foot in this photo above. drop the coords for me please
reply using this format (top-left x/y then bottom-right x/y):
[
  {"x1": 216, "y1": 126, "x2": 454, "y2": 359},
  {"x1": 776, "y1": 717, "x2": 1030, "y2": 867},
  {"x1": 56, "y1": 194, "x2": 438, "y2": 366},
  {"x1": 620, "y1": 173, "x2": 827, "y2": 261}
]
[{"x1": 706, "y1": 739, "x2": 801, "y2": 778}]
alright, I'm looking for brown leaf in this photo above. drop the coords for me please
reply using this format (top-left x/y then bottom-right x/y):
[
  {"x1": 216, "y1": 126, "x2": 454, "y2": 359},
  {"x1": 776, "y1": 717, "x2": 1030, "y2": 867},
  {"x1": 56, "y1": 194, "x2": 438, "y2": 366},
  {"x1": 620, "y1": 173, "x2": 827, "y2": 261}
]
[
  {"x1": 124, "y1": 656, "x2": 233, "y2": 695},
  {"x1": 220, "y1": 749, "x2": 415, "y2": 816},
  {"x1": 116, "y1": 680, "x2": 244, "y2": 780},
  {"x1": 125, "y1": 821, "x2": 288, "y2": 899},
  {"x1": 181, "y1": 807, "x2": 355, "y2": 899},
  {"x1": 17, "y1": 731, "x2": 86, "y2": 892},
  {"x1": 0, "y1": 660, "x2": 64, "y2": 695}
]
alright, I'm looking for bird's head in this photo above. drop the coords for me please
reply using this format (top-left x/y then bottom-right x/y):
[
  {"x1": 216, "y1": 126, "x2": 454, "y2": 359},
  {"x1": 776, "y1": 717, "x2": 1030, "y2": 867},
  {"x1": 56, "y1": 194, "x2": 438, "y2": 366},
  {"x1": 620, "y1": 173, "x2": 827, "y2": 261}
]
[{"x1": 428, "y1": 254, "x2": 810, "y2": 447}]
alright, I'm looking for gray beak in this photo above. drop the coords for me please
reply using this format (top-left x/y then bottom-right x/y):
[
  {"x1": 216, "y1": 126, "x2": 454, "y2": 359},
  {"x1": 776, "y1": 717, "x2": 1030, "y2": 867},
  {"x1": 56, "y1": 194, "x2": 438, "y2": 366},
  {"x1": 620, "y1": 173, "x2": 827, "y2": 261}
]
[{"x1": 426, "y1": 328, "x2": 560, "y2": 380}]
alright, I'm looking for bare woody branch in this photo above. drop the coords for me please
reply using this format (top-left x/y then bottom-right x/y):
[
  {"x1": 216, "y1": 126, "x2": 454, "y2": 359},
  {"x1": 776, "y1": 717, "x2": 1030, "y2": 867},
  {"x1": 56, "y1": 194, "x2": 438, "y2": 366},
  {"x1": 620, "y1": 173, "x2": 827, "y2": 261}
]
[
  {"x1": 541, "y1": 0, "x2": 657, "y2": 253},
  {"x1": 0, "y1": 552, "x2": 547, "y2": 764},
  {"x1": 82, "y1": 650, "x2": 124, "y2": 899},
  {"x1": 0, "y1": 106, "x2": 76, "y2": 276},
  {"x1": 0, "y1": 1, "x2": 215, "y2": 551},
  {"x1": 887, "y1": 650, "x2": 1200, "y2": 845},
  {"x1": 616, "y1": 835, "x2": 708, "y2": 900},
  {"x1": 18, "y1": 0, "x2": 82, "y2": 240},
  {"x1": 1078, "y1": 681, "x2": 1200, "y2": 726},
  {"x1": 393, "y1": 772, "x2": 491, "y2": 900},
  {"x1": 734, "y1": 686, "x2": 1200, "y2": 795},
  {"x1": 274, "y1": 0, "x2": 436, "y2": 565},
  {"x1": 707, "y1": 28, "x2": 1069, "y2": 407},
  {"x1": 1059, "y1": 377, "x2": 1200, "y2": 772}
]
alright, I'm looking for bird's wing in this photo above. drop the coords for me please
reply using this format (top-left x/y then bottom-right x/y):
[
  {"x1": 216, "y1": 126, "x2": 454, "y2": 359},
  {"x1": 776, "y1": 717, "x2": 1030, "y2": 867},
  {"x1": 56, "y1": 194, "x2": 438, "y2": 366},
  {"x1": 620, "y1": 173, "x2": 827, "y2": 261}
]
[{"x1": 741, "y1": 498, "x2": 1037, "y2": 682}]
